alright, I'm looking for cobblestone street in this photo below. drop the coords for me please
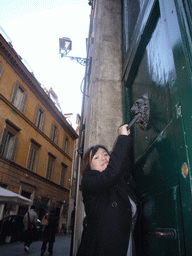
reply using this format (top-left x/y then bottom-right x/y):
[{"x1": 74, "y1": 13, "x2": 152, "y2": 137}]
[{"x1": 0, "y1": 234, "x2": 71, "y2": 256}]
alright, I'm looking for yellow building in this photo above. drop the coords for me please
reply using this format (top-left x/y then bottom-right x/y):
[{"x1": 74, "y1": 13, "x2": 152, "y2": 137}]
[{"x1": 0, "y1": 33, "x2": 78, "y2": 232}]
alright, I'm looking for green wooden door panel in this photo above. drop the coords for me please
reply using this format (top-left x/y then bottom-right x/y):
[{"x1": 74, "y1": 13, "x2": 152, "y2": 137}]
[
  {"x1": 172, "y1": 115, "x2": 192, "y2": 256},
  {"x1": 140, "y1": 186, "x2": 185, "y2": 256},
  {"x1": 133, "y1": 120, "x2": 179, "y2": 196},
  {"x1": 129, "y1": 13, "x2": 176, "y2": 162},
  {"x1": 123, "y1": 0, "x2": 192, "y2": 255}
]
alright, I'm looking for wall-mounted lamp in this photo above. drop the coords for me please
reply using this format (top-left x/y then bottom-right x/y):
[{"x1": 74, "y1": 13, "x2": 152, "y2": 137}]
[{"x1": 59, "y1": 37, "x2": 88, "y2": 66}]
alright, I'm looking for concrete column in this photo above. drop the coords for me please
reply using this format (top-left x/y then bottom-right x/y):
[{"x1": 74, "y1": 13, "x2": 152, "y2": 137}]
[
  {"x1": 73, "y1": 0, "x2": 123, "y2": 254},
  {"x1": 84, "y1": 0, "x2": 123, "y2": 151}
]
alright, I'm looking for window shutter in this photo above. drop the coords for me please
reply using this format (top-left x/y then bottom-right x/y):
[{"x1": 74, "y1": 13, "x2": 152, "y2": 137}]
[
  {"x1": 60, "y1": 164, "x2": 67, "y2": 187},
  {"x1": 0, "y1": 64, "x2": 3, "y2": 78},
  {"x1": 0, "y1": 129, "x2": 8, "y2": 155},
  {"x1": 55, "y1": 128, "x2": 59, "y2": 144},
  {"x1": 28, "y1": 147, "x2": 36, "y2": 171},
  {"x1": 65, "y1": 139, "x2": 68, "y2": 154},
  {"x1": 27, "y1": 146, "x2": 34, "y2": 170},
  {"x1": 10, "y1": 82, "x2": 19, "y2": 104},
  {"x1": 20, "y1": 91, "x2": 28, "y2": 113},
  {"x1": 34, "y1": 106, "x2": 40, "y2": 126},
  {"x1": 10, "y1": 136, "x2": 19, "y2": 161},
  {"x1": 67, "y1": 140, "x2": 70, "y2": 155},
  {"x1": 47, "y1": 159, "x2": 53, "y2": 180},
  {"x1": 47, "y1": 159, "x2": 50, "y2": 179},
  {"x1": 31, "y1": 149, "x2": 37, "y2": 170},
  {"x1": 50, "y1": 123, "x2": 54, "y2": 140},
  {"x1": 40, "y1": 112, "x2": 46, "y2": 132},
  {"x1": 64, "y1": 137, "x2": 70, "y2": 154}
]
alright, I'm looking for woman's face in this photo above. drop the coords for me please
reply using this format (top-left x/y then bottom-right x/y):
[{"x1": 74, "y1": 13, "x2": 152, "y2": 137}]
[{"x1": 90, "y1": 148, "x2": 110, "y2": 172}]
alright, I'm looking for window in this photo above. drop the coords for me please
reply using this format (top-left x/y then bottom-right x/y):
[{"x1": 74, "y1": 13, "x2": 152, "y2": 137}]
[
  {"x1": 18, "y1": 191, "x2": 31, "y2": 215},
  {"x1": 123, "y1": 0, "x2": 145, "y2": 55},
  {"x1": 27, "y1": 140, "x2": 41, "y2": 171},
  {"x1": 34, "y1": 106, "x2": 46, "y2": 131},
  {"x1": 60, "y1": 163, "x2": 67, "y2": 187},
  {"x1": 63, "y1": 136, "x2": 70, "y2": 155},
  {"x1": 50, "y1": 123, "x2": 59, "y2": 144},
  {"x1": 46, "y1": 153, "x2": 56, "y2": 180},
  {"x1": 0, "y1": 120, "x2": 20, "y2": 161},
  {"x1": 10, "y1": 81, "x2": 28, "y2": 113},
  {"x1": 0, "y1": 62, "x2": 3, "y2": 78}
]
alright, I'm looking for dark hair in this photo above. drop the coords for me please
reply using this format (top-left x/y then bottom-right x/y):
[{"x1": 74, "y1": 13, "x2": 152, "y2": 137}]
[
  {"x1": 31, "y1": 205, "x2": 35, "y2": 209},
  {"x1": 82, "y1": 145, "x2": 110, "y2": 176}
]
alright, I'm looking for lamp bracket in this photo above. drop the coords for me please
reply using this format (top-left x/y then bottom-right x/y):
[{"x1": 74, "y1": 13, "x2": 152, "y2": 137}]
[{"x1": 61, "y1": 54, "x2": 88, "y2": 66}]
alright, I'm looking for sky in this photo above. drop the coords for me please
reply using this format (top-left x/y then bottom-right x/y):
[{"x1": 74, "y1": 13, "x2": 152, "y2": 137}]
[{"x1": 0, "y1": 0, "x2": 91, "y2": 115}]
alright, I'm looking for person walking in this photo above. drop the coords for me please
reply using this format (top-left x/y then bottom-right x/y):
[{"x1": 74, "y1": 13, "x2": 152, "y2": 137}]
[
  {"x1": 40, "y1": 208, "x2": 58, "y2": 256},
  {"x1": 23, "y1": 205, "x2": 38, "y2": 253},
  {"x1": 77, "y1": 124, "x2": 138, "y2": 256}
]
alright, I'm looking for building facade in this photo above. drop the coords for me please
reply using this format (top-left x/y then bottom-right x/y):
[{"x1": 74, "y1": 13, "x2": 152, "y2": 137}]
[
  {"x1": 73, "y1": 0, "x2": 192, "y2": 255},
  {"x1": 0, "y1": 32, "x2": 78, "y2": 232},
  {"x1": 65, "y1": 113, "x2": 81, "y2": 234}
]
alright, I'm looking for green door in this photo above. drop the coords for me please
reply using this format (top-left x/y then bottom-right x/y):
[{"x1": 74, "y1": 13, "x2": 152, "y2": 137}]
[{"x1": 123, "y1": 0, "x2": 192, "y2": 255}]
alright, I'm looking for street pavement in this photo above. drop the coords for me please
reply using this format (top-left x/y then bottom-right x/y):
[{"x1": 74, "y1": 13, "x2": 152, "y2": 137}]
[{"x1": 0, "y1": 234, "x2": 71, "y2": 256}]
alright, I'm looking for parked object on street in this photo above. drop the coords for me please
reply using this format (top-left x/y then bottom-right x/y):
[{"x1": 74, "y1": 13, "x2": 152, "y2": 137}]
[
  {"x1": 0, "y1": 214, "x2": 43, "y2": 244},
  {"x1": 0, "y1": 215, "x2": 24, "y2": 243}
]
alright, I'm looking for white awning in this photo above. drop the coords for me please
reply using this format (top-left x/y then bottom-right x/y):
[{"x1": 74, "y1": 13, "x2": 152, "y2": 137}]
[{"x1": 0, "y1": 187, "x2": 32, "y2": 206}]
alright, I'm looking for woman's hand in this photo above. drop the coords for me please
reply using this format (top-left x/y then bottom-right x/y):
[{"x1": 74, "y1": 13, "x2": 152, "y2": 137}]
[{"x1": 118, "y1": 124, "x2": 130, "y2": 136}]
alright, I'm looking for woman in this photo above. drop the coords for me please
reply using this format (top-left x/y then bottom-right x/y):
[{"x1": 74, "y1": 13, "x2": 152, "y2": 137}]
[
  {"x1": 77, "y1": 124, "x2": 138, "y2": 256},
  {"x1": 40, "y1": 209, "x2": 58, "y2": 256}
]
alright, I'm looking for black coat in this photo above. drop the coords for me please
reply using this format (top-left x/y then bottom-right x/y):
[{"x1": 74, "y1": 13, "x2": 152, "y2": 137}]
[
  {"x1": 77, "y1": 135, "x2": 137, "y2": 256},
  {"x1": 41, "y1": 212, "x2": 58, "y2": 243}
]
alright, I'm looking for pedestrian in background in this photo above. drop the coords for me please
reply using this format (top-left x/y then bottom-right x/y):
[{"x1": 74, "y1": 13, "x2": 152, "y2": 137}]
[
  {"x1": 40, "y1": 208, "x2": 58, "y2": 256},
  {"x1": 23, "y1": 204, "x2": 38, "y2": 253},
  {"x1": 77, "y1": 124, "x2": 138, "y2": 256}
]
